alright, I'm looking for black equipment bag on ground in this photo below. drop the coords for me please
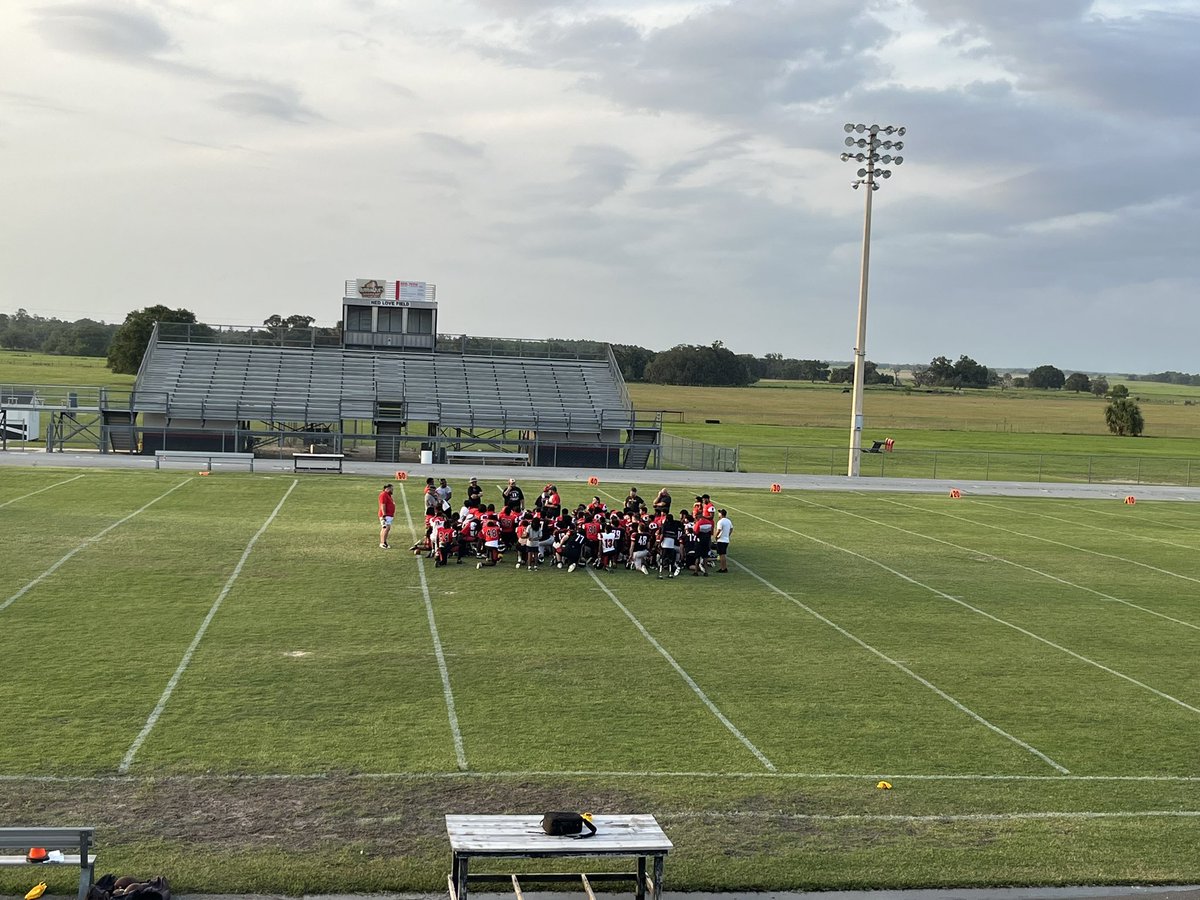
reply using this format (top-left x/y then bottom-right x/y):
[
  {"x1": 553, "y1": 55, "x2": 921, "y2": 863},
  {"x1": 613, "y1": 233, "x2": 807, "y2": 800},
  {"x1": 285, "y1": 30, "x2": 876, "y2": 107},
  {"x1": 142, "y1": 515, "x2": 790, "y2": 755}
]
[{"x1": 541, "y1": 812, "x2": 596, "y2": 838}]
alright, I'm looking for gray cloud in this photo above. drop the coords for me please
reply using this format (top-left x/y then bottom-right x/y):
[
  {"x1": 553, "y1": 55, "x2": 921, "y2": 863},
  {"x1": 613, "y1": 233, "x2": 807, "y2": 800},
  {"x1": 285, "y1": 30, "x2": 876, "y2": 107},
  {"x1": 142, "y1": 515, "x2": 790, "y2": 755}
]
[
  {"x1": 33, "y1": 2, "x2": 173, "y2": 60},
  {"x1": 32, "y1": 2, "x2": 323, "y2": 124},
  {"x1": 914, "y1": 1, "x2": 1200, "y2": 119},
  {"x1": 470, "y1": 0, "x2": 589, "y2": 19},
  {"x1": 213, "y1": 89, "x2": 319, "y2": 123},
  {"x1": 517, "y1": 143, "x2": 638, "y2": 210},
  {"x1": 0, "y1": 89, "x2": 80, "y2": 115},
  {"x1": 481, "y1": 0, "x2": 892, "y2": 119},
  {"x1": 417, "y1": 132, "x2": 487, "y2": 158},
  {"x1": 656, "y1": 133, "x2": 753, "y2": 187}
]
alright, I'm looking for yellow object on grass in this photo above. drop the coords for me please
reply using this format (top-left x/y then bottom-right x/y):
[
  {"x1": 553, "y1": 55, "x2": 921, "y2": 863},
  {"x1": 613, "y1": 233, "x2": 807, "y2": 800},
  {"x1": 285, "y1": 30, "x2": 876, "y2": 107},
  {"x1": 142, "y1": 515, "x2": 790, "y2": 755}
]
[
  {"x1": 876, "y1": 780, "x2": 892, "y2": 789},
  {"x1": 26, "y1": 882, "x2": 48, "y2": 900}
]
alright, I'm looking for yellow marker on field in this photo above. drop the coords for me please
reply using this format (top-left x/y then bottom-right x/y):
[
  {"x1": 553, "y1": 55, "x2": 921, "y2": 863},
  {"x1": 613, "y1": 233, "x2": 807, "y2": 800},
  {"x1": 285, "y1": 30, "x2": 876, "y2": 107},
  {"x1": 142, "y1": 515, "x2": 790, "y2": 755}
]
[{"x1": 876, "y1": 780, "x2": 892, "y2": 790}]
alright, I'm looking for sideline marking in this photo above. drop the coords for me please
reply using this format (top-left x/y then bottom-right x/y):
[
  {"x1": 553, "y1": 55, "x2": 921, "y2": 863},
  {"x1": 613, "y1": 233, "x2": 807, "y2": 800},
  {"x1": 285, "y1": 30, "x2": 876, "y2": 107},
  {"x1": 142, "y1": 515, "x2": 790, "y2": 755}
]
[
  {"x1": 5, "y1": 769, "x2": 1200, "y2": 784},
  {"x1": 399, "y1": 483, "x2": 468, "y2": 772},
  {"x1": 731, "y1": 557, "x2": 1068, "y2": 773},
  {"x1": 119, "y1": 480, "x2": 298, "y2": 774},
  {"x1": 667, "y1": 809, "x2": 1200, "y2": 824},
  {"x1": 2, "y1": 478, "x2": 192, "y2": 614},
  {"x1": 586, "y1": 568, "x2": 776, "y2": 772},
  {"x1": 727, "y1": 500, "x2": 1200, "y2": 718},
  {"x1": 859, "y1": 494, "x2": 1200, "y2": 632},
  {"x1": 0, "y1": 473, "x2": 86, "y2": 509}
]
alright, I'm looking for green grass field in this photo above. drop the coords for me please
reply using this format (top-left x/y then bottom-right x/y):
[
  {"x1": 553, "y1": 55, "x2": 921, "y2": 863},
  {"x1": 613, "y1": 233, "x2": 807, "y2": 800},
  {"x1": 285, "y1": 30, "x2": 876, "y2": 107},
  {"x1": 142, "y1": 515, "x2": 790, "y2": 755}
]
[
  {"x1": 0, "y1": 351, "x2": 133, "y2": 390},
  {"x1": 3, "y1": 467, "x2": 1200, "y2": 893}
]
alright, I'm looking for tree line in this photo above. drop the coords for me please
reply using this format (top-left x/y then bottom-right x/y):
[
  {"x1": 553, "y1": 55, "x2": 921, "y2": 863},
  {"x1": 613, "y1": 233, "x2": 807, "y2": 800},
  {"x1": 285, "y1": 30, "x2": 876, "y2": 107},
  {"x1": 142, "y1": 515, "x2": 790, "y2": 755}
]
[{"x1": 0, "y1": 310, "x2": 119, "y2": 357}]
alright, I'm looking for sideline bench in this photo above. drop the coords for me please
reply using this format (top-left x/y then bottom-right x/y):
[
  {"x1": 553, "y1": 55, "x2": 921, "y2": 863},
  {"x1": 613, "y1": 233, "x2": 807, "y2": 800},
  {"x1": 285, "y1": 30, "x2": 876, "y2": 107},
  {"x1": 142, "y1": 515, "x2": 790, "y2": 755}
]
[
  {"x1": 446, "y1": 814, "x2": 670, "y2": 900},
  {"x1": 292, "y1": 452, "x2": 345, "y2": 474},
  {"x1": 153, "y1": 450, "x2": 255, "y2": 472},
  {"x1": 0, "y1": 827, "x2": 96, "y2": 900},
  {"x1": 444, "y1": 450, "x2": 529, "y2": 466}
]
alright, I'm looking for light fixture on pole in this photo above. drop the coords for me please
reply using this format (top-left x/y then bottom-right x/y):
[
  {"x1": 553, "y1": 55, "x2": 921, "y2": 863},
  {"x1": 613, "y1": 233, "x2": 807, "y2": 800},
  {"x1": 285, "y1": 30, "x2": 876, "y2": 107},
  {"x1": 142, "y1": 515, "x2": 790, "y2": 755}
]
[{"x1": 840, "y1": 122, "x2": 906, "y2": 477}]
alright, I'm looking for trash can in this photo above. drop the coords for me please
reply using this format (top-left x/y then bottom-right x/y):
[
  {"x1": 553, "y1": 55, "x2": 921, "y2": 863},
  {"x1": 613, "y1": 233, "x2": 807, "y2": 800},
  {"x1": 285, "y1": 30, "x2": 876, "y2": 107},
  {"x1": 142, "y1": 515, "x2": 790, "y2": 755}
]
[{"x1": 420, "y1": 449, "x2": 433, "y2": 465}]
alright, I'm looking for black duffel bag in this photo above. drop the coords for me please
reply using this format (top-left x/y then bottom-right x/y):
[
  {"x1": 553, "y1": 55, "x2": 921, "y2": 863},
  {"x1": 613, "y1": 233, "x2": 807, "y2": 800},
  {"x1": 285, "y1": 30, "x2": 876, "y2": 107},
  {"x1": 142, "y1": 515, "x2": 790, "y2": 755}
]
[{"x1": 541, "y1": 812, "x2": 596, "y2": 838}]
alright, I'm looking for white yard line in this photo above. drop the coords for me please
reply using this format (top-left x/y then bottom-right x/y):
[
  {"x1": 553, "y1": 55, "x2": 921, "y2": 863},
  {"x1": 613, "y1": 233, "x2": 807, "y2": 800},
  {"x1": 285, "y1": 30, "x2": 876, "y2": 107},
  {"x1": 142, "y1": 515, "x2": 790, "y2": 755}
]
[
  {"x1": 0, "y1": 473, "x2": 86, "y2": 509},
  {"x1": 2, "y1": 478, "x2": 192, "y2": 614},
  {"x1": 966, "y1": 499, "x2": 1200, "y2": 550},
  {"x1": 6, "y1": 769, "x2": 1200, "y2": 784},
  {"x1": 857, "y1": 494, "x2": 1200, "y2": 632},
  {"x1": 867, "y1": 496, "x2": 1200, "y2": 586},
  {"x1": 728, "y1": 500, "x2": 1200, "y2": 719},
  {"x1": 731, "y1": 556, "x2": 1069, "y2": 773},
  {"x1": 667, "y1": 809, "x2": 1200, "y2": 823},
  {"x1": 118, "y1": 480, "x2": 298, "y2": 774},
  {"x1": 586, "y1": 568, "x2": 776, "y2": 771},
  {"x1": 399, "y1": 483, "x2": 468, "y2": 771},
  {"x1": 594, "y1": 486, "x2": 1051, "y2": 770}
]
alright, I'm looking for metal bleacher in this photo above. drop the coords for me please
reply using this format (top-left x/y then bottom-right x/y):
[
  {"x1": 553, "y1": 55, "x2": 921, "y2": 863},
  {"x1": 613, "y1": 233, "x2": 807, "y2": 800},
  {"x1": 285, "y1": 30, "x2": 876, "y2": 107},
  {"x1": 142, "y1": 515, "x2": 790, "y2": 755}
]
[{"x1": 133, "y1": 340, "x2": 632, "y2": 435}]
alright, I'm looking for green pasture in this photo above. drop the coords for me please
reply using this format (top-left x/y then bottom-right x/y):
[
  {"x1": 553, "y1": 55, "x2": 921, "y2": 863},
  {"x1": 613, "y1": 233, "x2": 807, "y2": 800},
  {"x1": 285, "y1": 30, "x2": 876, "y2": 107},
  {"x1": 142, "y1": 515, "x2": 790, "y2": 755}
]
[
  {"x1": 6, "y1": 350, "x2": 1200, "y2": 478},
  {"x1": 3, "y1": 468, "x2": 1200, "y2": 893},
  {"x1": 0, "y1": 351, "x2": 133, "y2": 390}
]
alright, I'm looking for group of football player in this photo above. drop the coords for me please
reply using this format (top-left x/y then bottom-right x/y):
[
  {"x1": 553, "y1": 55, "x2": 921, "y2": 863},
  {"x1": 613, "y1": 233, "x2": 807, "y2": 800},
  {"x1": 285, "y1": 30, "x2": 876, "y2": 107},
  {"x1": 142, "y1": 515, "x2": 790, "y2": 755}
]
[{"x1": 406, "y1": 479, "x2": 732, "y2": 577}]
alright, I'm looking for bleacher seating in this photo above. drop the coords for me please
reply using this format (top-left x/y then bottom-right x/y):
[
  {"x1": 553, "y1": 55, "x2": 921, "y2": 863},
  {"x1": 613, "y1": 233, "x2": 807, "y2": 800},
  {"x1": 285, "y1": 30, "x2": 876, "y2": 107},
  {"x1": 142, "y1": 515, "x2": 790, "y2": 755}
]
[{"x1": 134, "y1": 342, "x2": 631, "y2": 435}]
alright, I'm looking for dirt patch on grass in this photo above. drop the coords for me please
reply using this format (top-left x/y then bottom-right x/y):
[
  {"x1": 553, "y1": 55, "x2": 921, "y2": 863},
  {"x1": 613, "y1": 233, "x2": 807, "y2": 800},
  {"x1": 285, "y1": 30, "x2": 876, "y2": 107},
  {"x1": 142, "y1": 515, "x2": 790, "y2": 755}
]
[{"x1": 0, "y1": 775, "x2": 651, "y2": 852}]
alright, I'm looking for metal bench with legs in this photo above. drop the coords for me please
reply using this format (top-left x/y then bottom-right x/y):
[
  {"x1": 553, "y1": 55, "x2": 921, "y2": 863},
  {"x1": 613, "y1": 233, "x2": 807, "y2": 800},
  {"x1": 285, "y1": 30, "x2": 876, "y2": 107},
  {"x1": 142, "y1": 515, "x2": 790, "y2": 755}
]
[
  {"x1": 0, "y1": 827, "x2": 97, "y2": 900},
  {"x1": 446, "y1": 814, "x2": 670, "y2": 900}
]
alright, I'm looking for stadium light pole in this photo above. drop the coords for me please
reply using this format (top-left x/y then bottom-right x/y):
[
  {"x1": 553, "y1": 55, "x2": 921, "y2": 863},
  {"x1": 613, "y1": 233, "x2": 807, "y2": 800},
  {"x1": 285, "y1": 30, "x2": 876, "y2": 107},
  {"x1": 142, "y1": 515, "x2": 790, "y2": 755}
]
[{"x1": 840, "y1": 122, "x2": 906, "y2": 477}]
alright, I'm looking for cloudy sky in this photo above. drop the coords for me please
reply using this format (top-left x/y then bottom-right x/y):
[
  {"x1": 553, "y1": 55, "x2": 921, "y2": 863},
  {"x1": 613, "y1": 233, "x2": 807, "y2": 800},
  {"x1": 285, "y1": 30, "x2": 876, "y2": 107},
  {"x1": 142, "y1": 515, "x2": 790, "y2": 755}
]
[{"x1": 1, "y1": 0, "x2": 1197, "y2": 372}]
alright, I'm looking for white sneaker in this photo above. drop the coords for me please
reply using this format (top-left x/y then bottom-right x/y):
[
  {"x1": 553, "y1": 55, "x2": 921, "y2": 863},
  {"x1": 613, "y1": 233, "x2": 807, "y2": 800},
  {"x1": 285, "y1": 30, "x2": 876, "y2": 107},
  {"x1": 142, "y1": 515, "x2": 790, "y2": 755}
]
[
  {"x1": 380, "y1": 543, "x2": 389, "y2": 550},
  {"x1": 567, "y1": 562, "x2": 576, "y2": 573},
  {"x1": 516, "y1": 562, "x2": 522, "y2": 569},
  {"x1": 640, "y1": 565, "x2": 649, "y2": 575},
  {"x1": 557, "y1": 562, "x2": 563, "y2": 569},
  {"x1": 476, "y1": 562, "x2": 483, "y2": 569}
]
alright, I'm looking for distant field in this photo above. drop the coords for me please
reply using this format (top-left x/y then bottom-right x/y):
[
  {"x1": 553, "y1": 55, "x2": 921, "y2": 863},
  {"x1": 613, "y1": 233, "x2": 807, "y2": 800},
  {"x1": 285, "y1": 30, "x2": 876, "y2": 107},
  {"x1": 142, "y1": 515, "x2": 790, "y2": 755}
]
[
  {"x1": 5, "y1": 351, "x2": 1200, "y2": 479},
  {"x1": 0, "y1": 350, "x2": 134, "y2": 389},
  {"x1": 631, "y1": 380, "x2": 1200, "y2": 437},
  {"x1": 3, "y1": 468, "x2": 1200, "y2": 893}
]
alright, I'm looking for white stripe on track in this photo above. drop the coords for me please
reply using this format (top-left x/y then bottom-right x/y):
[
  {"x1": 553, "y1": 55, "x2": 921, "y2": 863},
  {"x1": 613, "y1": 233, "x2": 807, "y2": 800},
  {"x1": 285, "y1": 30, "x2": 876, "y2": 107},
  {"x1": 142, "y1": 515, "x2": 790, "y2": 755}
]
[
  {"x1": 861, "y1": 494, "x2": 1200, "y2": 632},
  {"x1": 586, "y1": 568, "x2": 777, "y2": 772},
  {"x1": 732, "y1": 557, "x2": 1069, "y2": 773},
  {"x1": 0, "y1": 473, "x2": 86, "y2": 509},
  {"x1": 118, "y1": 480, "x2": 298, "y2": 774},
  {"x1": 727, "y1": 500, "x2": 1200, "y2": 719},
  {"x1": 399, "y1": 483, "x2": 468, "y2": 771},
  {"x1": 2, "y1": 478, "x2": 192, "y2": 615}
]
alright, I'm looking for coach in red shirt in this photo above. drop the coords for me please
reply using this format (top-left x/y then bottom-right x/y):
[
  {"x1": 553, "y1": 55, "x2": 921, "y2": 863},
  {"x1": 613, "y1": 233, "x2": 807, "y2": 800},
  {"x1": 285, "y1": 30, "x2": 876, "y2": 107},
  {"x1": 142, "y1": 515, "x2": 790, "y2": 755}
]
[{"x1": 378, "y1": 484, "x2": 395, "y2": 549}]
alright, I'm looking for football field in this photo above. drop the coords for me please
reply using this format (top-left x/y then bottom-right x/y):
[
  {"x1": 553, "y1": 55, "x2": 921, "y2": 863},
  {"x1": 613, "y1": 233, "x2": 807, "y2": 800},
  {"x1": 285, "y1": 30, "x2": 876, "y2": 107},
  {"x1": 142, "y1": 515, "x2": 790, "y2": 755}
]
[{"x1": 2, "y1": 465, "x2": 1199, "y2": 893}]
